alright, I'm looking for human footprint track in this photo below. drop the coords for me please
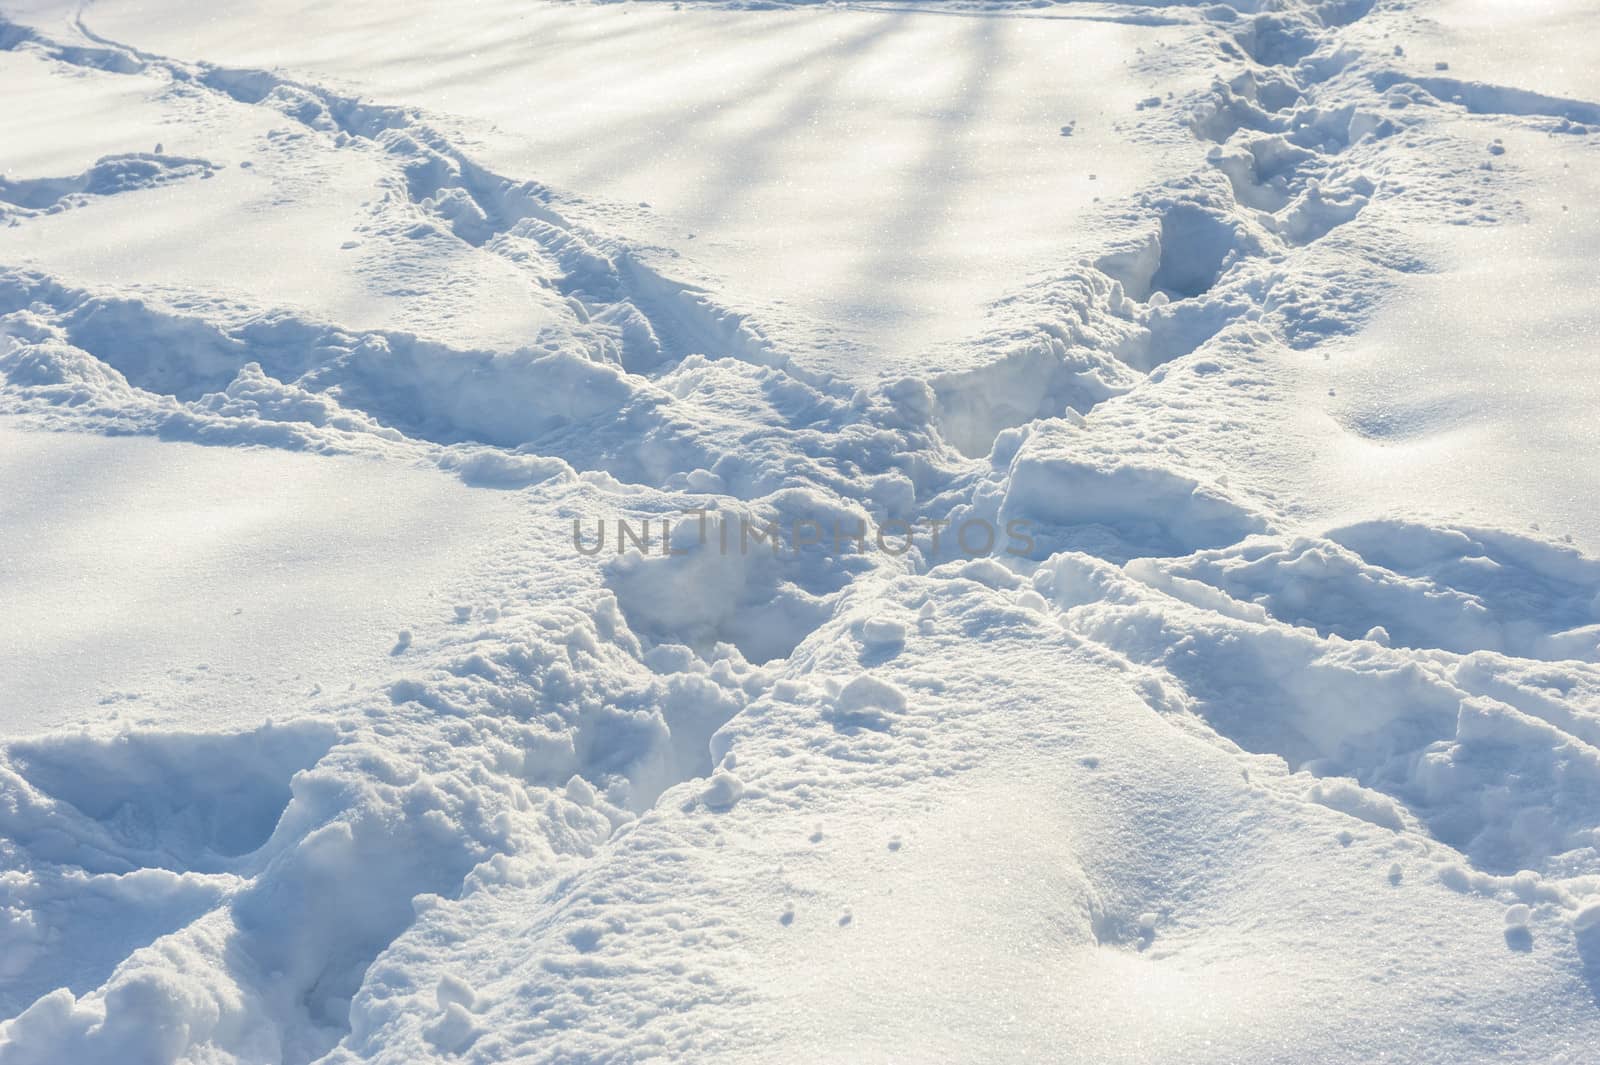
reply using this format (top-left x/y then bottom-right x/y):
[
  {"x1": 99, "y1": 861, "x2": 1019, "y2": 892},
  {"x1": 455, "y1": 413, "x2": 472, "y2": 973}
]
[
  {"x1": 1, "y1": 720, "x2": 339, "y2": 875},
  {"x1": 0, "y1": 153, "x2": 217, "y2": 218}
]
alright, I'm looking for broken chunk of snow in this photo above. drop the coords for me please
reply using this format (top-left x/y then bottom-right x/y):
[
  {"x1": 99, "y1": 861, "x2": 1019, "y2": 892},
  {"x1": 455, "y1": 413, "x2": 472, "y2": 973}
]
[
  {"x1": 700, "y1": 771, "x2": 745, "y2": 811},
  {"x1": 861, "y1": 617, "x2": 906, "y2": 648},
  {"x1": 837, "y1": 675, "x2": 908, "y2": 714}
]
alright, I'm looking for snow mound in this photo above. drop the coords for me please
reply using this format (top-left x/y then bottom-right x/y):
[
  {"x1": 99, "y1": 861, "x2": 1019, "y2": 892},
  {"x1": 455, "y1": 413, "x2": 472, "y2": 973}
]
[{"x1": 0, "y1": 153, "x2": 216, "y2": 217}]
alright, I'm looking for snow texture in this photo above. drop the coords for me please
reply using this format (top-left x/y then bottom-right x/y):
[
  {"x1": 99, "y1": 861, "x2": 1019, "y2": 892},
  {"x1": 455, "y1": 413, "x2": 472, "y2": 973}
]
[{"x1": 3, "y1": 0, "x2": 1600, "y2": 1062}]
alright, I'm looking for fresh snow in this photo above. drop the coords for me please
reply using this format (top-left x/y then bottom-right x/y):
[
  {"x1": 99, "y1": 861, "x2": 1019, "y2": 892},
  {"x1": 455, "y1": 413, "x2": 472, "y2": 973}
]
[
  {"x1": 3, "y1": 1, "x2": 1600, "y2": 1063},
  {"x1": 46, "y1": 0, "x2": 1223, "y2": 379},
  {"x1": 0, "y1": 424, "x2": 525, "y2": 732}
]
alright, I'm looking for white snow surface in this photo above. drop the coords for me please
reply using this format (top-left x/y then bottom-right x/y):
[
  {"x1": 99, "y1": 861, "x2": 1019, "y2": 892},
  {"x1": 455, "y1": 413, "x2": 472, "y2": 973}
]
[
  {"x1": 2, "y1": 1, "x2": 1600, "y2": 1063},
  {"x1": 0, "y1": 424, "x2": 526, "y2": 732}
]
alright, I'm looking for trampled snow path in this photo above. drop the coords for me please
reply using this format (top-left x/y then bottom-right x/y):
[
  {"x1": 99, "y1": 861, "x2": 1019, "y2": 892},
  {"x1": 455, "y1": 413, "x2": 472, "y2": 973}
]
[{"x1": 3, "y1": 1, "x2": 1600, "y2": 1062}]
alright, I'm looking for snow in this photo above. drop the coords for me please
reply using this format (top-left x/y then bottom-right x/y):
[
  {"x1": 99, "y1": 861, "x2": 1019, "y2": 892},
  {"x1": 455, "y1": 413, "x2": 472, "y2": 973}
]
[
  {"x1": 3, "y1": 0, "x2": 1600, "y2": 1062},
  {"x1": 0, "y1": 44, "x2": 577, "y2": 354},
  {"x1": 0, "y1": 424, "x2": 524, "y2": 732},
  {"x1": 1349, "y1": 0, "x2": 1600, "y2": 102},
  {"x1": 1304, "y1": 123, "x2": 1600, "y2": 549},
  {"x1": 64, "y1": 0, "x2": 1221, "y2": 381}
]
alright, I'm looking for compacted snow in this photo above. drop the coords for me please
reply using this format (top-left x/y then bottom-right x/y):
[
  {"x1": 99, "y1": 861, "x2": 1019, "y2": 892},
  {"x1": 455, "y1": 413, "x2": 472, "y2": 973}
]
[{"x1": 2, "y1": 1, "x2": 1600, "y2": 1063}]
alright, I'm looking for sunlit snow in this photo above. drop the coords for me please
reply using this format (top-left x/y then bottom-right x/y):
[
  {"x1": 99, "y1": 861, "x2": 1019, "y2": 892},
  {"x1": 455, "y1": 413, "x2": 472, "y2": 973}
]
[{"x1": 3, "y1": 2, "x2": 1600, "y2": 1062}]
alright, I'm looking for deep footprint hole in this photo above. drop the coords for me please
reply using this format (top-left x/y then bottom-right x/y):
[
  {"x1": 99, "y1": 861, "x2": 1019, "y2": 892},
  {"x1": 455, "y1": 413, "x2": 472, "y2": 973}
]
[
  {"x1": 1234, "y1": 15, "x2": 1320, "y2": 67},
  {"x1": 7, "y1": 721, "x2": 339, "y2": 871},
  {"x1": 1149, "y1": 205, "x2": 1242, "y2": 301}
]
